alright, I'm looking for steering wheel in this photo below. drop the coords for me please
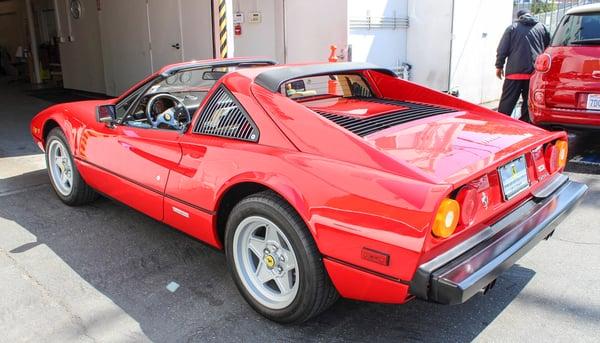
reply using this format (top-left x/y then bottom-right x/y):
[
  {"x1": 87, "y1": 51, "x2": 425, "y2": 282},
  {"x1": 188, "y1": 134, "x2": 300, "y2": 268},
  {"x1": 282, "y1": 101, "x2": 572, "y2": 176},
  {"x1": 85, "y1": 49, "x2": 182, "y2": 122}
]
[{"x1": 146, "y1": 93, "x2": 191, "y2": 130}]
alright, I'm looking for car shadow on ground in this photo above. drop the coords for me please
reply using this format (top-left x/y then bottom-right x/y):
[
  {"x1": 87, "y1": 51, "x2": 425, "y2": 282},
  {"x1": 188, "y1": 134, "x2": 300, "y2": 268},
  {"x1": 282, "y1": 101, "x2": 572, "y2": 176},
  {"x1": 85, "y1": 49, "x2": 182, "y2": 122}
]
[{"x1": 0, "y1": 172, "x2": 538, "y2": 342}]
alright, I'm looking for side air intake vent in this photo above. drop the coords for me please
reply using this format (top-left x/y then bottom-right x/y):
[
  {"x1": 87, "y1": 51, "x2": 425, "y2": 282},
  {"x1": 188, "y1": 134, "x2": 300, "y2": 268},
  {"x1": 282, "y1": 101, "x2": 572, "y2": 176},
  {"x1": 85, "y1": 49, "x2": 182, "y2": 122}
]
[
  {"x1": 194, "y1": 86, "x2": 259, "y2": 142},
  {"x1": 315, "y1": 98, "x2": 455, "y2": 137}
]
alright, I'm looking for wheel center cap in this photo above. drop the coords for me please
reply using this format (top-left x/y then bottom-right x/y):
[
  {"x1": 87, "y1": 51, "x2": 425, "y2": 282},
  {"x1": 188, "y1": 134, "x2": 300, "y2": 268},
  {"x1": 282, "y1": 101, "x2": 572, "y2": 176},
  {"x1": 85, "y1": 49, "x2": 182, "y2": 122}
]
[{"x1": 264, "y1": 255, "x2": 276, "y2": 269}]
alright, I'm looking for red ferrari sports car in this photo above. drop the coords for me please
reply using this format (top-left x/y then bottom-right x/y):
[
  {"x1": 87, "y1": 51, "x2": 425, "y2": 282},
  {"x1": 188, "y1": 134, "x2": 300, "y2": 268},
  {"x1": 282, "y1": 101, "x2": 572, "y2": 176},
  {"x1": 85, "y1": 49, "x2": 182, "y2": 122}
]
[
  {"x1": 31, "y1": 58, "x2": 587, "y2": 323},
  {"x1": 529, "y1": 3, "x2": 600, "y2": 129}
]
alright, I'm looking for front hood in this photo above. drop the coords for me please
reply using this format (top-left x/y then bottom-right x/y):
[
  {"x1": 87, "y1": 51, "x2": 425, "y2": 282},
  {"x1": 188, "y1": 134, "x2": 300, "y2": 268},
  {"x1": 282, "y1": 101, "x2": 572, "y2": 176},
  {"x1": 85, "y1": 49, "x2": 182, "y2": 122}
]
[{"x1": 365, "y1": 110, "x2": 549, "y2": 183}]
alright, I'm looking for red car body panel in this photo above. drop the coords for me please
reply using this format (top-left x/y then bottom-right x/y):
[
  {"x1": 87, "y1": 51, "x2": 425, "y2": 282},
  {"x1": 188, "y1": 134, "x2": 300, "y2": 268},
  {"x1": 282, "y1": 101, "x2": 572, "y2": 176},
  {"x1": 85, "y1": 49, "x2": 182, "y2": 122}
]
[
  {"x1": 30, "y1": 58, "x2": 576, "y2": 304},
  {"x1": 530, "y1": 46, "x2": 600, "y2": 128}
]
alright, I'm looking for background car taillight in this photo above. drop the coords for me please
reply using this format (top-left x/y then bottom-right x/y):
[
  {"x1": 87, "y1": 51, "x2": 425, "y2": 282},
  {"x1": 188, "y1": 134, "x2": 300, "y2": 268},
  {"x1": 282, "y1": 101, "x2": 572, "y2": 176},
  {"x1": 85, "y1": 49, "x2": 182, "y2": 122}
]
[
  {"x1": 455, "y1": 186, "x2": 479, "y2": 226},
  {"x1": 533, "y1": 90, "x2": 545, "y2": 106},
  {"x1": 534, "y1": 53, "x2": 552, "y2": 73},
  {"x1": 544, "y1": 140, "x2": 568, "y2": 173},
  {"x1": 432, "y1": 198, "x2": 460, "y2": 238}
]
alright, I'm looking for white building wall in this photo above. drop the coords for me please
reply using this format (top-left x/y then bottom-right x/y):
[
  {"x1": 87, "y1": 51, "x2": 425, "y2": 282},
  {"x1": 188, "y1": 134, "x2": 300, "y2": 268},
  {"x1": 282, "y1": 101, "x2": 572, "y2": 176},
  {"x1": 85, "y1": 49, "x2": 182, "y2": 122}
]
[
  {"x1": 347, "y1": 0, "x2": 408, "y2": 71},
  {"x1": 406, "y1": 0, "x2": 453, "y2": 92},
  {"x1": 283, "y1": 0, "x2": 347, "y2": 63},
  {"x1": 55, "y1": 0, "x2": 106, "y2": 94},
  {"x1": 449, "y1": 0, "x2": 512, "y2": 104},
  {"x1": 232, "y1": 0, "x2": 277, "y2": 60},
  {"x1": 98, "y1": 0, "x2": 152, "y2": 96}
]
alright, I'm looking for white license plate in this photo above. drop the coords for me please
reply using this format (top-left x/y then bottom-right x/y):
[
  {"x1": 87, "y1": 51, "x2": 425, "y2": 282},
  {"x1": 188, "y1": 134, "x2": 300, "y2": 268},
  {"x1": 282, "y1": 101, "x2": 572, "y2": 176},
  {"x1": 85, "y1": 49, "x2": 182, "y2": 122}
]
[
  {"x1": 587, "y1": 94, "x2": 600, "y2": 110},
  {"x1": 498, "y1": 156, "x2": 530, "y2": 200}
]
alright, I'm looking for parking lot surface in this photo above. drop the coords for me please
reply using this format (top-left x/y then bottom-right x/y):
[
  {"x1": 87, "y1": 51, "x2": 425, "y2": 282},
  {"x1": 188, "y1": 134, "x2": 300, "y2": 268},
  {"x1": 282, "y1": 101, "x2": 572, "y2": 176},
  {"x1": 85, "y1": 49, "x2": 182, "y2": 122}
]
[{"x1": 1, "y1": 80, "x2": 599, "y2": 342}]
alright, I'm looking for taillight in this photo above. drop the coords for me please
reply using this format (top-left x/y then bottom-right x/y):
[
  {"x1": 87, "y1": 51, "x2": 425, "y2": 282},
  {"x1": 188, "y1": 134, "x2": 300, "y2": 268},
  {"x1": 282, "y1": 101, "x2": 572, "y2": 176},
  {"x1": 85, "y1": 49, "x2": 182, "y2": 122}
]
[
  {"x1": 544, "y1": 139, "x2": 568, "y2": 173},
  {"x1": 455, "y1": 186, "x2": 479, "y2": 226},
  {"x1": 534, "y1": 53, "x2": 551, "y2": 73},
  {"x1": 556, "y1": 140, "x2": 568, "y2": 169},
  {"x1": 544, "y1": 144, "x2": 558, "y2": 173},
  {"x1": 533, "y1": 90, "x2": 545, "y2": 106},
  {"x1": 432, "y1": 198, "x2": 460, "y2": 238}
]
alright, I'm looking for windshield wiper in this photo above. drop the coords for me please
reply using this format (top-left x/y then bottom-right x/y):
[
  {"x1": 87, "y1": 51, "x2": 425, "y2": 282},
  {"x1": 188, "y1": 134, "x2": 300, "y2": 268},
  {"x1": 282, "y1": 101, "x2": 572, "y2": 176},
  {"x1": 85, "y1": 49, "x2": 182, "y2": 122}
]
[{"x1": 570, "y1": 38, "x2": 600, "y2": 45}]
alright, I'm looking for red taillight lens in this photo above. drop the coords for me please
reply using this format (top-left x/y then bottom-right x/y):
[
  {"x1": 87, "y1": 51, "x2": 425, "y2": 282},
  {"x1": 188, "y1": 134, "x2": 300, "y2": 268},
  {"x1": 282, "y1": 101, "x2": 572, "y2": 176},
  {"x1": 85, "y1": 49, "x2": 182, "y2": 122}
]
[
  {"x1": 455, "y1": 186, "x2": 479, "y2": 226},
  {"x1": 534, "y1": 53, "x2": 552, "y2": 73},
  {"x1": 544, "y1": 143, "x2": 558, "y2": 173}
]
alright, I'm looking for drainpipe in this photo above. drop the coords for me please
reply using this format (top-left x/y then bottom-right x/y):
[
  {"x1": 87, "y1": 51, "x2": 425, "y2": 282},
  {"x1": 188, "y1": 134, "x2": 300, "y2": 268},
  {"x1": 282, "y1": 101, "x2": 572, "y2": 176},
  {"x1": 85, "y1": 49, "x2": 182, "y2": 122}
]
[
  {"x1": 447, "y1": 0, "x2": 455, "y2": 93},
  {"x1": 25, "y1": 0, "x2": 42, "y2": 84}
]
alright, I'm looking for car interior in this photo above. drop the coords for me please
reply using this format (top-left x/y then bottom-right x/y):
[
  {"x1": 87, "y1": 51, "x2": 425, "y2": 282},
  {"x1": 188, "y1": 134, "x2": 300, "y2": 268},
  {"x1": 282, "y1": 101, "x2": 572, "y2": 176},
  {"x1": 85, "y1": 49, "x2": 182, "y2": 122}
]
[{"x1": 115, "y1": 67, "x2": 233, "y2": 131}]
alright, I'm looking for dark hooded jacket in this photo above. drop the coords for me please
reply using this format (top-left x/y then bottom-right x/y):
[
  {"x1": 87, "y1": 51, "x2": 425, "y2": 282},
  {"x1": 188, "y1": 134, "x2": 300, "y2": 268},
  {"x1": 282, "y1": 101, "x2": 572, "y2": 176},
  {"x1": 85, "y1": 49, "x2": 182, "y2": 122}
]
[{"x1": 495, "y1": 14, "x2": 551, "y2": 76}]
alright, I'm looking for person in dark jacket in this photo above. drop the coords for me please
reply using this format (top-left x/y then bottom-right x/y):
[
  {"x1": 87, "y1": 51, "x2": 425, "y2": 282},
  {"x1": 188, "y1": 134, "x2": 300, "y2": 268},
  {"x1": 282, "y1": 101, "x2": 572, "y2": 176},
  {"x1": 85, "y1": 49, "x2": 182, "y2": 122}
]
[{"x1": 496, "y1": 9, "x2": 551, "y2": 122}]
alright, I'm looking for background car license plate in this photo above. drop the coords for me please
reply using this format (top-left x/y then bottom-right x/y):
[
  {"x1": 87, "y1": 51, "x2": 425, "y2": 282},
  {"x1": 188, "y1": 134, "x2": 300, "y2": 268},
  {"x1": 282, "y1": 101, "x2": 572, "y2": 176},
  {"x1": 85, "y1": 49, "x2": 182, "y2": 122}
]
[
  {"x1": 587, "y1": 94, "x2": 600, "y2": 110},
  {"x1": 498, "y1": 156, "x2": 529, "y2": 200}
]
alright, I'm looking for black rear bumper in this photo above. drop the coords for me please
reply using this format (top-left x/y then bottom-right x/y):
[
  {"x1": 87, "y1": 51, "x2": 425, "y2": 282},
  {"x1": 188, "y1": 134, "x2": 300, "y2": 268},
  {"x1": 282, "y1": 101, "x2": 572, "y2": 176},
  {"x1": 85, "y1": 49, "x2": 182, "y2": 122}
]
[{"x1": 410, "y1": 175, "x2": 587, "y2": 305}]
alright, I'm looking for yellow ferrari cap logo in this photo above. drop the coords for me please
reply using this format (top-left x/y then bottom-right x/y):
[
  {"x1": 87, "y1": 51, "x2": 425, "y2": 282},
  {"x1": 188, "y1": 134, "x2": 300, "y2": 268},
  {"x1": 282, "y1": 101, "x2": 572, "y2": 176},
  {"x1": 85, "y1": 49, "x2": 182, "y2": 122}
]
[
  {"x1": 511, "y1": 164, "x2": 517, "y2": 178},
  {"x1": 264, "y1": 255, "x2": 275, "y2": 269}
]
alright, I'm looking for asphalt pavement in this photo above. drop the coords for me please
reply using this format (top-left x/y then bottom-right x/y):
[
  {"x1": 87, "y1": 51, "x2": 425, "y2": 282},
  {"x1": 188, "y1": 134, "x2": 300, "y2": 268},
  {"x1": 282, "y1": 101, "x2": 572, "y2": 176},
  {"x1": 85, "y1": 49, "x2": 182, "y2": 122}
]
[{"x1": 1, "y1": 79, "x2": 599, "y2": 342}]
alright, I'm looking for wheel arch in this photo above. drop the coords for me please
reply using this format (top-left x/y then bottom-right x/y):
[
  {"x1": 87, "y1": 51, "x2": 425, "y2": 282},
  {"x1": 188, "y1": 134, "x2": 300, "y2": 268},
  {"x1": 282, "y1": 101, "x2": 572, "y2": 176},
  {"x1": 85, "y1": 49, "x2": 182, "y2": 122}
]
[
  {"x1": 40, "y1": 114, "x2": 77, "y2": 153},
  {"x1": 214, "y1": 178, "x2": 313, "y2": 248}
]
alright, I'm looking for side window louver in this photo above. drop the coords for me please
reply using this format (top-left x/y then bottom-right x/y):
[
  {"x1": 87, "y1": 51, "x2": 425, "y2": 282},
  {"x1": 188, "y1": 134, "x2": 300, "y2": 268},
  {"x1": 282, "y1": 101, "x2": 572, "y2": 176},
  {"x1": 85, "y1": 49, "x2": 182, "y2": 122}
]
[{"x1": 193, "y1": 86, "x2": 259, "y2": 142}]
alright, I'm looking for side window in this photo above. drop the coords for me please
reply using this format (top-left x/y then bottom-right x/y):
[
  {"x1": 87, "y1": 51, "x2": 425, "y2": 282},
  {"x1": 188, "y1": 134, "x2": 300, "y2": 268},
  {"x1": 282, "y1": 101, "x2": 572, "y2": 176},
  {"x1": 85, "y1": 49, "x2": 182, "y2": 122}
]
[{"x1": 193, "y1": 86, "x2": 259, "y2": 142}]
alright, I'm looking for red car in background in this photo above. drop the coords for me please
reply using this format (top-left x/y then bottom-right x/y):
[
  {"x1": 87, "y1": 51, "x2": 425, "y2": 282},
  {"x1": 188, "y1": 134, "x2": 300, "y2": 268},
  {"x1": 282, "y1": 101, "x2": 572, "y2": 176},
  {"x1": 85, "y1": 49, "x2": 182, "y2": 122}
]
[
  {"x1": 530, "y1": 3, "x2": 600, "y2": 129},
  {"x1": 31, "y1": 58, "x2": 587, "y2": 323}
]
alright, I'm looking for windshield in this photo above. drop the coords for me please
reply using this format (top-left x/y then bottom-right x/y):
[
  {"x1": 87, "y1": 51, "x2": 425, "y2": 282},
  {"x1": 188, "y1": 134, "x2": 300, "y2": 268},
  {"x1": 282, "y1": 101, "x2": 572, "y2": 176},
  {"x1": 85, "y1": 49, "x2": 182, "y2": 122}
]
[
  {"x1": 281, "y1": 74, "x2": 373, "y2": 100},
  {"x1": 551, "y1": 12, "x2": 600, "y2": 46}
]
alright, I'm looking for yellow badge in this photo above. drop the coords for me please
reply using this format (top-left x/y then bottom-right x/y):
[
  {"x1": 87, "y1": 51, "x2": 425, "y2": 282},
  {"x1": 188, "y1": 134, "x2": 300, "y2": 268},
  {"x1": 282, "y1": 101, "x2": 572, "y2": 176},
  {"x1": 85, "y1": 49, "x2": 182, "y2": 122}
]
[
  {"x1": 164, "y1": 113, "x2": 171, "y2": 121},
  {"x1": 264, "y1": 255, "x2": 275, "y2": 269}
]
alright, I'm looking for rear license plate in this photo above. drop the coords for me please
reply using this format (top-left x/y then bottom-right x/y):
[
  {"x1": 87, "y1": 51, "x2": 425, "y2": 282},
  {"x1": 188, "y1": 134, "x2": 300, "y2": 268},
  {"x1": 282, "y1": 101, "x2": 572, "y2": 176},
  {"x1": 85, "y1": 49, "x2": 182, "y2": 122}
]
[
  {"x1": 498, "y1": 155, "x2": 529, "y2": 200},
  {"x1": 587, "y1": 94, "x2": 600, "y2": 110}
]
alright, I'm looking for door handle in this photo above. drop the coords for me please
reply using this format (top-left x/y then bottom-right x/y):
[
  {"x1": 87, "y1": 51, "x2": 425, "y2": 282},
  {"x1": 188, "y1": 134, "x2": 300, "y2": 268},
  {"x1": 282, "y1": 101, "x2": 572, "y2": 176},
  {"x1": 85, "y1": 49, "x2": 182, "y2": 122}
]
[
  {"x1": 171, "y1": 43, "x2": 181, "y2": 50},
  {"x1": 593, "y1": 71, "x2": 600, "y2": 79}
]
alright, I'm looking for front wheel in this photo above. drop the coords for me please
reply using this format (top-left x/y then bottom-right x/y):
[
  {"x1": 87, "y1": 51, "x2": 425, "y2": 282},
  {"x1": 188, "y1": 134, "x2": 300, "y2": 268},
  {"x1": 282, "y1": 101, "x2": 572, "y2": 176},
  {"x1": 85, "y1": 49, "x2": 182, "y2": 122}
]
[
  {"x1": 225, "y1": 191, "x2": 338, "y2": 323},
  {"x1": 45, "y1": 128, "x2": 98, "y2": 205}
]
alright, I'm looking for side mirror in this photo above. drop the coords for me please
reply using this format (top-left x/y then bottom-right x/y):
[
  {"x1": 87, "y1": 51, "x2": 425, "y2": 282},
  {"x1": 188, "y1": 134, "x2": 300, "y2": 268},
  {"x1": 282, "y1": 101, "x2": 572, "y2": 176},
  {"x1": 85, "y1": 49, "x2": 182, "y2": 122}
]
[{"x1": 96, "y1": 105, "x2": 116, "y2": 127}]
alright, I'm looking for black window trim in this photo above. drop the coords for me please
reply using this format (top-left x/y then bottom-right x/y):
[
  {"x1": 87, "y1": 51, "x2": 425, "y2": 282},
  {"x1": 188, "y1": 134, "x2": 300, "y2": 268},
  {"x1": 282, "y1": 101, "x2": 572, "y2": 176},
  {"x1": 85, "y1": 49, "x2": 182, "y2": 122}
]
[{"x1": 192, "y1": 84, "x2": 260, "y2": 143}]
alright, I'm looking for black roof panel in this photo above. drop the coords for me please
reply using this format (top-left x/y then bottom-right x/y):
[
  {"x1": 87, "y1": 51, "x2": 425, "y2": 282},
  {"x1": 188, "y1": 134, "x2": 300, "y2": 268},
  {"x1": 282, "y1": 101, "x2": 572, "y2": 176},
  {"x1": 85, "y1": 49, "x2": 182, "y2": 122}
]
[{"x1": 254, "y1": 62, "x2": 397, "y2": 92}]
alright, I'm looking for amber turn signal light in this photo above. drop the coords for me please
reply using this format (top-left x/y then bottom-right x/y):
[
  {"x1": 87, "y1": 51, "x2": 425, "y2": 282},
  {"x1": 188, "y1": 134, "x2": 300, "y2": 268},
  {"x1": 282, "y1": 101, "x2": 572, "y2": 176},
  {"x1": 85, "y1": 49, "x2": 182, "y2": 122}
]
[
  {"x1": 545, "y1": 140, "x2": 568, "y2": 173},
  {"x1": 556, "y1": 140, "x2": 568, "y2": 169},
  {"x1": 432, "y1": 198, "x2": 460, "y2": 238}
]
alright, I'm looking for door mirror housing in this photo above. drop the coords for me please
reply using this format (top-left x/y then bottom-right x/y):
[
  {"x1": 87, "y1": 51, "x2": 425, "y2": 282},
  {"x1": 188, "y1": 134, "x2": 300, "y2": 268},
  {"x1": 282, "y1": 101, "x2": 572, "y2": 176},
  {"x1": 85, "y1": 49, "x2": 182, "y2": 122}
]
[{"x1": 96, "y1": 105, "x2": 116, "y2": 127}]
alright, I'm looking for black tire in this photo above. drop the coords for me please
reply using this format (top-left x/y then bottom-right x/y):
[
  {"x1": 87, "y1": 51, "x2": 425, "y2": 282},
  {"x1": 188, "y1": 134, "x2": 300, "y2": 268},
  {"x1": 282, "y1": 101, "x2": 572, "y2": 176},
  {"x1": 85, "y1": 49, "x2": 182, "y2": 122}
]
[
  {"x1": 224, "y1": 190, "x2": 338, "y2": 324},
  {"x1": 45, "y1": 127, "x2": 98, "y2": 205}
]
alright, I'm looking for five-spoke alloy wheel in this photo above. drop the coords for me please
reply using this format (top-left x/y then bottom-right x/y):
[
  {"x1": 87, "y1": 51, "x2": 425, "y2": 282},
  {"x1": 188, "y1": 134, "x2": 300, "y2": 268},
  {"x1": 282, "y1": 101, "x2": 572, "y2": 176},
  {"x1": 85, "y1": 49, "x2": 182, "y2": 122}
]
[
  {"x1": 225, "y1": 191, "x2": 338, "y2": 323},
  {"x1": 233, "y1": 216, "x2": 299, "y2": 309},
  {"x1": 45, "y1": 128, "x2": 98, "y2": 205}
]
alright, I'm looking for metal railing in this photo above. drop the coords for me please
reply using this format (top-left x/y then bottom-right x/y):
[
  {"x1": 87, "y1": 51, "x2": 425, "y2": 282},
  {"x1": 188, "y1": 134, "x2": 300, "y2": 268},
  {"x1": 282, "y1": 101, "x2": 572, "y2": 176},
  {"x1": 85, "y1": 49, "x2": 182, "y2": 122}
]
[
  {"x1": 349, "y1": 14, "x2": 409, "y2": 30},
  {"x1": 514, "y1": 0, "x2": 600, "y2": 33}
]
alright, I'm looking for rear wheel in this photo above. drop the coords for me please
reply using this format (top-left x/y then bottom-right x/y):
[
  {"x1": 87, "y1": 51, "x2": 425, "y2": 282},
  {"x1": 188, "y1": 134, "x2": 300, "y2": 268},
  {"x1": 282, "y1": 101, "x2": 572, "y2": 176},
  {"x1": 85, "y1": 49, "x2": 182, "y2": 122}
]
[
  {"x1": 45, "y1": 128, "x2": 98, "y2": 205},
  {"x1": 224, "y1": 191, "x2": 338, "y2": 323}
]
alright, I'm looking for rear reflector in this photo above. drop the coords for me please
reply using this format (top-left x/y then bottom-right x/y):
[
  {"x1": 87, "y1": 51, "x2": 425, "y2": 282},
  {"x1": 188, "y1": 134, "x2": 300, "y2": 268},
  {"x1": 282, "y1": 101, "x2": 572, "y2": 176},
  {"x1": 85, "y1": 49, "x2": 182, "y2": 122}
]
[{"x1": 361, "y1": 247, "x2": 390, "y2": 266}]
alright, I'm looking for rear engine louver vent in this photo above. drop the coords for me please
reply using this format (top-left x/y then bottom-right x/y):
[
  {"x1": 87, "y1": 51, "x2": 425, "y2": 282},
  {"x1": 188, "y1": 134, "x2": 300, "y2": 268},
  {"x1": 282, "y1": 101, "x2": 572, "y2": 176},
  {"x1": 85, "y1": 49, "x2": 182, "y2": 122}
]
[{"x1": 315, "y1": 98, "x2": 455, "y2": 137}]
